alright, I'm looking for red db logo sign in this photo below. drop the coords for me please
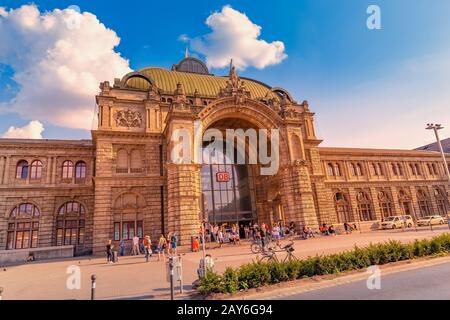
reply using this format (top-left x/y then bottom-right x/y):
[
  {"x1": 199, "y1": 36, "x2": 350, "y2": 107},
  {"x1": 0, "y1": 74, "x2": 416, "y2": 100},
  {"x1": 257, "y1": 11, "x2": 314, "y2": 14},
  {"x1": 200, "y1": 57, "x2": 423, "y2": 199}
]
[{"x1": 216, "y1": 172, "x2": 230, "y2": 182}]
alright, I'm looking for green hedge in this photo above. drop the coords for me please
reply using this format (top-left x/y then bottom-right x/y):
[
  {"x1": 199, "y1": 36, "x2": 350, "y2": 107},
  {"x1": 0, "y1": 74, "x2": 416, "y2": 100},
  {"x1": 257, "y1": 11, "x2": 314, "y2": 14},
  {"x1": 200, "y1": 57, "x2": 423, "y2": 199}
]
[{"x1": 197, "y1": 233, "x2": 450, "y2": 295}]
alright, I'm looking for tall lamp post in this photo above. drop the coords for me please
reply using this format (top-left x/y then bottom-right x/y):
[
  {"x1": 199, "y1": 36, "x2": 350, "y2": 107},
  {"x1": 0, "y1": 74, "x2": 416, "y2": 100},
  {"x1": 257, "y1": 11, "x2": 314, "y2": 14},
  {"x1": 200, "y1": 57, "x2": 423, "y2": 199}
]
[{"x1": 426, "y1": 124, "x2": 450, "y2": 185}]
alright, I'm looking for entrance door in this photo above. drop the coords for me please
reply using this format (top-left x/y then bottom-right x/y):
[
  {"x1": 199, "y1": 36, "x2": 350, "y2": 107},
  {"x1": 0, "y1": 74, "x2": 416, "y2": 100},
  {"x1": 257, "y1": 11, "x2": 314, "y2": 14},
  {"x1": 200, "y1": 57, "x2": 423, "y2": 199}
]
[{"x1": 200, "y1": 143, "x2": 257, "y2": 227}]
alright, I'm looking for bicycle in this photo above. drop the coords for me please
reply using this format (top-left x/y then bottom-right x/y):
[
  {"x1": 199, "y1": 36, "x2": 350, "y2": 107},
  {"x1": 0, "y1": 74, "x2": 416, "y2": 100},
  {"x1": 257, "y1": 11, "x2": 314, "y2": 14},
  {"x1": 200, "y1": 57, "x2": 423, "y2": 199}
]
[
  {"x1": 257, "y1": 241, "x2": 297, "y2": 263},
  {"x1": 250, "y1": 238, "x2": 277, "y2": 254}
]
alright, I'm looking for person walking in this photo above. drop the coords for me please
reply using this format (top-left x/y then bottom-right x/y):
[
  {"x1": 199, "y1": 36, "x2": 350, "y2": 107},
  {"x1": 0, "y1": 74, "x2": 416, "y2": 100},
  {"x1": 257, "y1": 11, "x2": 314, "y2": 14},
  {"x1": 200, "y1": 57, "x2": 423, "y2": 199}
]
[
  {"x1": 260, "y1": 223, "x2": 267, "y2": 251},
  {"x1": 170, "y1": 232, "x2": 178, "y2": 255},
  {"x1": 272, "y1": 223, "x2": 281, "y2": 247},
  {"x1": 143, "y1": 235, "x2": 152, "y2": 262},
  {"x1": 106, "y1": 239, "x2": 113, "y2": 264},
  {"x1": 132, "y1": 234, "x2": 140, "y2": 256},
  {"x1": 157, "y1": 234, "x2": 167, "y2": 262}
]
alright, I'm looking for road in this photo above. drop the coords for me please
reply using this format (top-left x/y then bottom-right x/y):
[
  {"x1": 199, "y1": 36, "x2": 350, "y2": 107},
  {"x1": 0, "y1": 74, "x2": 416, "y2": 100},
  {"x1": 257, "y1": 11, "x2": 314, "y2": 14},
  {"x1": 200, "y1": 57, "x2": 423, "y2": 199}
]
[{"x1": 282, "y1": 261, "x2": 450, "y2": 300}]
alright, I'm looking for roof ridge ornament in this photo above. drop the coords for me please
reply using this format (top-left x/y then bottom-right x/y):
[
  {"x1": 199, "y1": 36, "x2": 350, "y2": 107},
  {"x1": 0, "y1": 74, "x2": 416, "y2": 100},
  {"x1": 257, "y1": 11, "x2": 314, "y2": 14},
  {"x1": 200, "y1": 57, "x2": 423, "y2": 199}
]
[{"x1": 218, "y1": 59, "x2": 251, "y2": 103}]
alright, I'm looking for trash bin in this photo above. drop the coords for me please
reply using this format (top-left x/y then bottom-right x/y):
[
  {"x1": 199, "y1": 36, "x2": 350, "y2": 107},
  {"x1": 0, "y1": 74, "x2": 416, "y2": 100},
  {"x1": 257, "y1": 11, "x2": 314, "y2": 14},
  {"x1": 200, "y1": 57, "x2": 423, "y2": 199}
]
[{"x1": 191, "y1": 236, "x2": 199, "y2": 252}]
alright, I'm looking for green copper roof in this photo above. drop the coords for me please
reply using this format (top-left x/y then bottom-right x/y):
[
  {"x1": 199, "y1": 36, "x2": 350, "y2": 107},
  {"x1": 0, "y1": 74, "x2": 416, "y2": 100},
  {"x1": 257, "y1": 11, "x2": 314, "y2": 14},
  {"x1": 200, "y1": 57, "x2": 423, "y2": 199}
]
[{"x1": 124, "y1": 67, "x2": 279, "y2": 101}]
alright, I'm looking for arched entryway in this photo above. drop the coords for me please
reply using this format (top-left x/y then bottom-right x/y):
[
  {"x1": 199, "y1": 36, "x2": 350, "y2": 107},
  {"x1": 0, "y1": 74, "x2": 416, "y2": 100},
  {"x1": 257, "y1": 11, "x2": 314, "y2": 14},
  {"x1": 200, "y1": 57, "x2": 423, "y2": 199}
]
[{"x1": 198, "y1": 99, "x2": 289, "y2": 228}]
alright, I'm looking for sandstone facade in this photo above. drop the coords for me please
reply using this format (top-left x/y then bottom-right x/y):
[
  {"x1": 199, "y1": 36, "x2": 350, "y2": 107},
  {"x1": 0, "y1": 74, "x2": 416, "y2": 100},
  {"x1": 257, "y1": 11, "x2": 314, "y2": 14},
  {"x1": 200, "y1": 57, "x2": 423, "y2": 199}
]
[{"x1": 1, "y1": 57, "x2": 449, "y2": 255}]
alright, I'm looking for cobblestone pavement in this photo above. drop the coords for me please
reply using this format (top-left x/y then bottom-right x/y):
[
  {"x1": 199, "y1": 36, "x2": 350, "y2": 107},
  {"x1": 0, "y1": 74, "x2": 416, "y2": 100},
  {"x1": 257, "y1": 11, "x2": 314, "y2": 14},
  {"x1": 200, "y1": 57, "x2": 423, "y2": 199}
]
[{"x1": 0, "y1": 226, "x2": 449, "y2": 300}]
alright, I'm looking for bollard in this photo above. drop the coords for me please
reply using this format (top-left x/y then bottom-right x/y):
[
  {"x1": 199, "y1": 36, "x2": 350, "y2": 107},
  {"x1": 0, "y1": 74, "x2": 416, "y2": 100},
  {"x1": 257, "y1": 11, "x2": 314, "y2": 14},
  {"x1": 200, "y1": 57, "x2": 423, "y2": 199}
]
[
  {"x1": 169, "y1": 256, "x2": 174, "y2": 300},
  {"x1": 178, "y1": 254, "x2": 183, "y2": 294},
  {"x1": 0, "y1": 287, "x2": 3, "y2": 300},
  {"x1": 91, "y1": 274, "x2": 96, "y2": 300}
]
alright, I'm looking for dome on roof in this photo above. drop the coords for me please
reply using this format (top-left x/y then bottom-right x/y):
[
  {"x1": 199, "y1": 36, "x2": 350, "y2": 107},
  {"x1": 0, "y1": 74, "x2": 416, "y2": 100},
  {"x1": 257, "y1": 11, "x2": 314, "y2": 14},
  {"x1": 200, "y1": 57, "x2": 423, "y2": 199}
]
[{"x1": 172, "y1": 57, "x2": 210, "y2": 75}]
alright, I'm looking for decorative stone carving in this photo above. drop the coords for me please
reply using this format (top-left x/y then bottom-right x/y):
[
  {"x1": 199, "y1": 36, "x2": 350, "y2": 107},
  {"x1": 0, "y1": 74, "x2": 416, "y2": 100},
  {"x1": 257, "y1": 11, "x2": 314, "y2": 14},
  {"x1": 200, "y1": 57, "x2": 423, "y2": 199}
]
[
  {"x1": 218, "y1": 59, "x2": 251, "y2": 101},
  {"x1": 99, "y1": 81, "x2": 111, "y2": 96},
  {"x1": 114, "y1": 109, "x2": 142, "y2": 128}
]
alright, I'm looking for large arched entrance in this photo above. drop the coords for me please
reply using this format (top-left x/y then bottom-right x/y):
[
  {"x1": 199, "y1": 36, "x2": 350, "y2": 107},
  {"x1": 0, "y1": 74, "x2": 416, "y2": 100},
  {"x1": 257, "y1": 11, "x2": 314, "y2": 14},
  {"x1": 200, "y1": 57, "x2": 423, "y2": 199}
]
[{"x1": 198, "y1": 99, "x2": 289, "y2": 228}]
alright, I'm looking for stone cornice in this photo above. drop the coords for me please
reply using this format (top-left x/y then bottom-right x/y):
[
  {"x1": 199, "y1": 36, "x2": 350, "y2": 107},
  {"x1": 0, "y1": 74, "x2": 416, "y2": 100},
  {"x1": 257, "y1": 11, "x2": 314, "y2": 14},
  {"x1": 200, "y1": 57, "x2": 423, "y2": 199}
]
[{"x1": 91, "y1": 130, "x2": 163, "y2": 140}]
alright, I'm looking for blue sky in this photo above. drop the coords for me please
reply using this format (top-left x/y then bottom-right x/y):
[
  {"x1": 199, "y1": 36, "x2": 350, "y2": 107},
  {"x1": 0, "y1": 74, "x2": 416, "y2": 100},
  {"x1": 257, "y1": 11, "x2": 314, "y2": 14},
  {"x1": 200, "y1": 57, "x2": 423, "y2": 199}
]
[{"x1": 0, "y1": 0, "x2": 449, "y2": 148}]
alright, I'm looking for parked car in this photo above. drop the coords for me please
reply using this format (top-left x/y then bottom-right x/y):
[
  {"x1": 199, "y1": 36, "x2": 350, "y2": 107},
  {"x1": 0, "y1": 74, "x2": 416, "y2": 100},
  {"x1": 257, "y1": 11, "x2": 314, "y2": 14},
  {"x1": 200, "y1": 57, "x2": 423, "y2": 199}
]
[
  {"x1": 381, "y1": 215, "x2": 414, "y2": 229},
  {"x1": 400, "y1": 215, "x2": 414, "y2": 228},
  {"x1": 417, "y1": 215, "x2": 445, "y2": 226}
]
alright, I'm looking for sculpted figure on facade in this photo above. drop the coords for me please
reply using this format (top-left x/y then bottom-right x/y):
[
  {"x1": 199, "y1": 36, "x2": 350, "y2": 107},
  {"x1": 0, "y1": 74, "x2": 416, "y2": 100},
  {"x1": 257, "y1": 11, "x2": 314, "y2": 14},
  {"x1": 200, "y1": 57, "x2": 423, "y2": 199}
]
[{"x1": 114, "y1": 109, "x2": 143, "y2": 128}]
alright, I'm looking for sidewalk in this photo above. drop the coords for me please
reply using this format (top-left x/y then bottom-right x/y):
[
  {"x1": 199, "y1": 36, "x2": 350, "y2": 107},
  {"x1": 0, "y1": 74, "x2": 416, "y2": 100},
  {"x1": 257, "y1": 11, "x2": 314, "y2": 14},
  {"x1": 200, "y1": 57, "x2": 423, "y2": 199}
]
[{"x1": 0, "y1": 226, "x2": 448, "y2": 300}]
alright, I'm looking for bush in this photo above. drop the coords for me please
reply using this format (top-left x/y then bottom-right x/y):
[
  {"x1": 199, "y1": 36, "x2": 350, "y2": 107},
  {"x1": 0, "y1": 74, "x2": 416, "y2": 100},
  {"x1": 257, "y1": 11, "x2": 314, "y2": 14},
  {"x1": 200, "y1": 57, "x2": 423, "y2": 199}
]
[
  {"x1": 222, "y1": 267, "x2": 239, "y2": 293},
  {"x1": 198, "y1": 233, "x2": 450, "y2": 295}
]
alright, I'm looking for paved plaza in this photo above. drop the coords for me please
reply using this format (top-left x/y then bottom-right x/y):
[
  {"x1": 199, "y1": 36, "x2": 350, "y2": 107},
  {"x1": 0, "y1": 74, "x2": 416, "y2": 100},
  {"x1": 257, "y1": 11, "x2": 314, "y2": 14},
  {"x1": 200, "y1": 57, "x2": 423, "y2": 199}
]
[{"x1": 0, "y1": 226, "x2": 449, "y2": 300}]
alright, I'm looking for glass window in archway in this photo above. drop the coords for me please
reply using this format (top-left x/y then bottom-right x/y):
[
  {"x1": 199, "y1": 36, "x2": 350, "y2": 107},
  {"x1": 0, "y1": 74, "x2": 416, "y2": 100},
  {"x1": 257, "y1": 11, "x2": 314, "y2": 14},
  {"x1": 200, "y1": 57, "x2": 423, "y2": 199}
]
[
  {"x1": 56, "y1": 201, "x2": 86, "y2": 246},
  {"x1": 7, "y1": 203, "x2": 40, "y2": 250},
  {"x1": 200, "y1": 141, "x2": 256, "y2": 225}
]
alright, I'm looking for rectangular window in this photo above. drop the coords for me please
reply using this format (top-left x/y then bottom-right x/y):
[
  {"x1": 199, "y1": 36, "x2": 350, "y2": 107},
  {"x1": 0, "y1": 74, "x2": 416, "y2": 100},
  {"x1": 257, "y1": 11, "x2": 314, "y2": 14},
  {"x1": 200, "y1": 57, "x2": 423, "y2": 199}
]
[
  {"x1": 78, "y1": 228, "x2": 85, "y2": 245},
  {"x1": 56, "y1": 229, "x2": 63, "y2": 246},
  {"x1": 114, "y1": 222, "x2": 120, "y2": 241},
  {"x1": 31, "y1": 230, "x2": 38, "y2": 248},
  {"x1": 137, "y1": 221, "x2": 143, "y2": 239},
  {"x1": 7, "y1": 231, "x2": 14, "y2": 250}
]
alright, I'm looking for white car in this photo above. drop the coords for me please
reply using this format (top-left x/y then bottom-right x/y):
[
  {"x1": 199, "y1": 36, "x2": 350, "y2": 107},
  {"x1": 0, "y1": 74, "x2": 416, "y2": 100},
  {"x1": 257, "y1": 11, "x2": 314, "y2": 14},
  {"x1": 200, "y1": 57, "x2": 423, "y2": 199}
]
[
  {"x1": 417, "y1": 215, "x2": 445, "y2": 226},
  {"x1": 381, "y1": 215, "x2": 414, "y2": 229}
]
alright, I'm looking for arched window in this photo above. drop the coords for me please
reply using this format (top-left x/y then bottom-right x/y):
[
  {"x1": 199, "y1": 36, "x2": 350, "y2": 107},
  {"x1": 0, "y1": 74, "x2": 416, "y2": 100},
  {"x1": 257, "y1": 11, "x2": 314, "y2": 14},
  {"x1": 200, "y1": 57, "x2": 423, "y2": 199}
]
[
  {"x1": 397, "y1": 164, "x2": 403, "y2": 176},
  {"x1": 417, "y1": 189, "x2": 430, "y2": 217},
  {"x1": 6, "y1": 203, "x2": 40, "y2": 250},
  {"x1": 130, "y1": 149, "x2": 143, "y2": 173},
  {"x1": 432, "y1": 163, "x2": 438, "y2": 175},
  {"x1": 409, "y1": 163, "x2": 416, "y2": 176},
  {"x1": 356, "y1": 163, "x2": 363, "y2": 176},
  {"x1": 350, "y1": 163, "x2": 357, "y2": 176},
  {"x1": 56, "y1": 201, "x2": 86, "y2": 246},
  {"x1": 377, "y1": 163, "x2": 383, "y2": 176},
  {"x1": 378, "y1": 190, "x2": 393, "y2": 218},
  {"x1": 30, "y1": 160, "x2": 43, "y2": 179},
  {"x1": 16, "y1": 160, "x2": 28, "y2": 179},
  {"x1": 334, "y1": 192, "x2": 353, "y2": 223},
  {"x1": 415, "y1": 163, "x2": 421, "y2": 175},
  {"x1": 116, "y1": 149, "x2": 128, "y2": 173},
  {"x1": 327, "y1": 163, "x2": 334, "y2": 176},
  {"x1": 371, "y1": 163, "x2": 378, "y2": 176},
  {"x1": 75, "y1": 161, "x2": 87, "y2": 179},
  {"x1": 62, "y1": 160, "x2": 74, "y2": 178},
  {"x1": 392, "y1": 163, "x2": 398, "y2": 176},
  {"x1": 434, "y1": 187, "x2": 448, "y2": 215},
  {"x1": 356, "y1": 191, "x2": 374, "y2": 221},
  {"x1": 113, "y1": 193, "x2": 145, "y2": 241},
  {"x1": 427, "y1": 164, "x2": 433, "y2": 175},
  {"x1": 334, "y1": 163, "x2": 341, "y2": 176}
]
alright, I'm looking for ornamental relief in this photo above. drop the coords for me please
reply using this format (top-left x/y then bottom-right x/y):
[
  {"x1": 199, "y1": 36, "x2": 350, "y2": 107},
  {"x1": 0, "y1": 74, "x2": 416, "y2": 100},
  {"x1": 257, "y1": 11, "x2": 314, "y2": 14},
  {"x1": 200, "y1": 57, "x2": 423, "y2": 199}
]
[{"x1": 114, "y1": 109, "x2": 142, "y2": 128}]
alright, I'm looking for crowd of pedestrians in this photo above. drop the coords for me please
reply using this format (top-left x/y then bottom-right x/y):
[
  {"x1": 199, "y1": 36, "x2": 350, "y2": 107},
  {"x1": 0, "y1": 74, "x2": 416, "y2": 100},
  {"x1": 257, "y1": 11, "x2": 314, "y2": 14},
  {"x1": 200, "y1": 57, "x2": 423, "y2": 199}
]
[{"x1": 105, "y1": 232, "x2": 178, "y2": 264}]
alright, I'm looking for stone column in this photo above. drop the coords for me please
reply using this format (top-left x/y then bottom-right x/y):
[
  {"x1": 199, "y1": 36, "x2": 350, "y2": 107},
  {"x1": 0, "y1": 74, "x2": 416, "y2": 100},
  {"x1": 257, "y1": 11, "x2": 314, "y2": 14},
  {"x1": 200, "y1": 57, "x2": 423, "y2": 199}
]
[
  {"x1": 279, "y1": 161, "x2": 319, "y2": 231},
  {"x1": 45, "y1": 156, "x2": 52, "y2": 184},
  {"x1": 3, "y1": 156, "x2": 10, "y2": 184},
  {"x1": 369, "y1": 187, "x2": 382, "y2": 220},
  {"x1": 92, "y1": 184, "x2": 113, "y2": 254},
  {"x1": 166, "y1": 163, "x2": 202, "y2": 246},
  {"x1": 0, "y1": 156, "x2": 5, "y2": 185},
  {"x1": 389, "y1": 186, "x2": 403, "y2": 215},
  {"x1": 51, "y1": 156, "x2": 57, "y2": 184}
]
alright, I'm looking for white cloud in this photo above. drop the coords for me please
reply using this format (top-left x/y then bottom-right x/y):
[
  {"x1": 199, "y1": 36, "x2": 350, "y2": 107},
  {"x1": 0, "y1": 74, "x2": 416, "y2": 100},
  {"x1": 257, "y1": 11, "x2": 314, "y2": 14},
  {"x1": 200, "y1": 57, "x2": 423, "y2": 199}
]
[
  {"x1": 178, "y1": 34, "x2": 189, "y2": 43},
  {"x1": 190, "y1": 5, "x2": 287, "y2": 70},
  {"x1": 0, "y1": 5, "x2": 132, "y2": 130},
  {"x1": 1, "y1": 120, "x2": 44, "y2": 139}
]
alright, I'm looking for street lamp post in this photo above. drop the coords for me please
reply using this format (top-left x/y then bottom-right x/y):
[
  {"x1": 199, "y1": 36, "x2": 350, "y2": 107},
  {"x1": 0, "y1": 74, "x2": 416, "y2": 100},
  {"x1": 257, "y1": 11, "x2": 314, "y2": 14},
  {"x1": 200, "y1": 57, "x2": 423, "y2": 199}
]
[{"x1": 426, "y1": 123, "x2": 450, "y2": 185}]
